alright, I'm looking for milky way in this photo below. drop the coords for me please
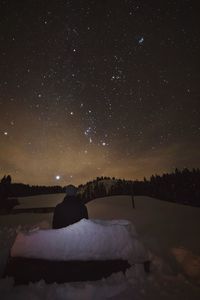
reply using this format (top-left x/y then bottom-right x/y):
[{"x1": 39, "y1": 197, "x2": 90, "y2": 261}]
[{"x1": 0, "y1": 0, "x2": 199, "y2": 185}]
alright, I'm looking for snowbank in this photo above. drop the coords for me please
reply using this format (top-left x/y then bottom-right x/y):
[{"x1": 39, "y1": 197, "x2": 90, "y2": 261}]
[
  {"x1": 1, "y1": 195, "x2": 200, "y2": 299},
  {"x1": 11, "y1": 219, "x2": 148, "y2": 264},
  {"x1": 0, "y1": 265, "x2": 146, "y2": 300}
]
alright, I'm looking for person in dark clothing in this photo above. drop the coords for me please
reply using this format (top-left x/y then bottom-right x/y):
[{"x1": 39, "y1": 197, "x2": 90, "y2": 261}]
[{"x1": 52, "y1": 185, "x2": 88, "y2": 229}]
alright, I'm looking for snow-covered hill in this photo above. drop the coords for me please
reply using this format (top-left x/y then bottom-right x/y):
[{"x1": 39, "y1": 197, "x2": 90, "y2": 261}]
[
  {"x1": 96, "y1": 179, "x2": 119, "y2": 193},
  {"x1": 0, "y1": 194, "x2": 200, "y2": 299},
  {"x1": 78, "y1": 178, "x2": 118, "y2": 196}
]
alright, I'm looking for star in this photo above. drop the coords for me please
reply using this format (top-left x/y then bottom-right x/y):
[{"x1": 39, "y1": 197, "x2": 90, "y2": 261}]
[
  {"x1": 138, "y1": 37, "x2": 144, "y2": 44},
  {"x1": 0, "y1": 0, "x2": 198, "y2": 187},
  {"x1": 84, "y1": 127, "x2": 92, "y2": 136}
]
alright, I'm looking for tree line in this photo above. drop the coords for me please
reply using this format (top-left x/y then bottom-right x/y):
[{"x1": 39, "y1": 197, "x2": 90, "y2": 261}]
[
  {"x1": 0, "y1": 168, "x2": 200, "y2": 210},
  {"x1": 0, "y1": 175, "x2": 64, "y2": 210},
  {"x1": 142, "y1": 168, "x2": 200, "y2": 206},
  {"x1": 79, "y1": 169, "x2": 200, "y2": 207}
]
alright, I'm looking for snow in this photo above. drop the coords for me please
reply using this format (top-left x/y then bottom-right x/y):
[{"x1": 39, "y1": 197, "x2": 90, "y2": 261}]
[
  {"x1": 15, "y1": 193, "x2": 65, "y2": 209},
  {"x1": 97, "y1": 179, "x2": 117, "y2": 193},
  {"x1": 78, "y1": 179, "x2": 117, "y2": 195},
  {"x1": 0, "y1": 267, "x2": 146, "y2": 300},
  {"x1": 0, "y1": 194, "x2": 200, "y2": 299},
  {"x1": 11, "y1": 219, "x2": 148, "y2": 263}
]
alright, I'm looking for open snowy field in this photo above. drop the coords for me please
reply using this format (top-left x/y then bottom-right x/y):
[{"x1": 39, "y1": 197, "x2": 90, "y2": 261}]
[{"x1": 0, "y1": 194, "x2": 200, "y2": 299}]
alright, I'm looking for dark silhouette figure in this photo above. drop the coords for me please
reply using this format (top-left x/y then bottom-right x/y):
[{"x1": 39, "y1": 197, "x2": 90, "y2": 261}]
[{"x1": 52, "y1": 185, "x2": 88, "y2": 229}]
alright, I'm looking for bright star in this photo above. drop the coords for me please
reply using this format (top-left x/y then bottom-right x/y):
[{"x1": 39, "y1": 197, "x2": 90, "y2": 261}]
[
  {"x1": 55, "y1": 175, "x2": 61, "y2": 180},
  {"x1": 138, "y1": 37, "x2": 144, "y2": 44},
  {"x1": 84, "y1": 127, "x2": 92, "y2": 136}
]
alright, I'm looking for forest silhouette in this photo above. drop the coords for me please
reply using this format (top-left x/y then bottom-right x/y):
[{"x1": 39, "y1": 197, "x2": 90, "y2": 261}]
[{"x1": 0, "y1": 168, "x2": 199, "y2": 210}]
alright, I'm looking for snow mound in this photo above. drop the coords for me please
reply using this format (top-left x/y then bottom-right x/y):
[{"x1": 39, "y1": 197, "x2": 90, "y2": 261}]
[
  {"x1": 11, "y1": 219, "x2": 148, "y2": 264},
  {"x1": 0, "y1": 266, "x2": 146, "y2": 300},
  {"x1": 171, "y1": 247, "x2": 200, "y2": 283}
]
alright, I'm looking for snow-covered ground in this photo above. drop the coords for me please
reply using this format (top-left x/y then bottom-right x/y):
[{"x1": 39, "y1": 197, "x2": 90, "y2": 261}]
[
  {"x1": 0, "y1": 195, "x2": 200, "y2": 299},
  {"x1": 15, "y1": 193, "x2": 64, "y2": 209}
]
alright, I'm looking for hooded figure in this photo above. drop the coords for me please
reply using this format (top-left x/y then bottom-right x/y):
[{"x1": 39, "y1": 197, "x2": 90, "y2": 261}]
[{"x1": 52, "y1": 185, "x2": 88, "y2": 229}]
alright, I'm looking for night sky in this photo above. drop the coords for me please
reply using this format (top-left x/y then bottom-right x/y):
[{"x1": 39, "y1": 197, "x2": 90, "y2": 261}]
[{"x1": 0, "y1": 0, "x2": 199, "y2": 186}]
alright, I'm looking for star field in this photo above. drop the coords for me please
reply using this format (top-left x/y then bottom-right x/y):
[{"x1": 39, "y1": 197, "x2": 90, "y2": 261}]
[{"x1": 0, "y1": 0, "x2": 199, "y2": 185}]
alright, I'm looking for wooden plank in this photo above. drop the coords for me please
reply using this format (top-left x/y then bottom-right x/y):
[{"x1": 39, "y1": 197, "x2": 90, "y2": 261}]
[{"x1": 4, "y1": 257, "x2": 131, "y2": 284}]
